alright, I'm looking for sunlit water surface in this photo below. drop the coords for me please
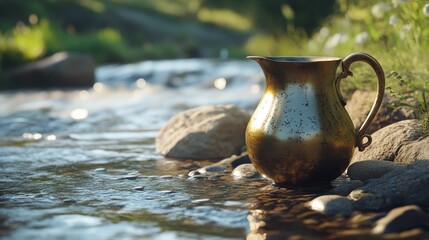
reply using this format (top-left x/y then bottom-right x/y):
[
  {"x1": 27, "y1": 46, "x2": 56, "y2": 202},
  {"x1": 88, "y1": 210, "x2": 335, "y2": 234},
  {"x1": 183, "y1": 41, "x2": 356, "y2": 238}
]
[{"x1": 0, "y1": 59, "x2": 371, "y2": 239}]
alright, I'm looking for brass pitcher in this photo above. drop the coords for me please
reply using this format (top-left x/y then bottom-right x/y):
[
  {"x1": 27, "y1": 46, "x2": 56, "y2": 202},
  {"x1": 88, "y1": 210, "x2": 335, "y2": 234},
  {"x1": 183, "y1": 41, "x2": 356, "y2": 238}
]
[{"x1": 246, "y1": 53, "x2": 385, "y2": 186}]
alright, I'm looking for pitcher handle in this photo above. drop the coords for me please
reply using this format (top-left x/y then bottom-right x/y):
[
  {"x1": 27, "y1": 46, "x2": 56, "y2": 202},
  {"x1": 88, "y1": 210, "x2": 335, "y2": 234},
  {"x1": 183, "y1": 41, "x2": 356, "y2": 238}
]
[{"x1": 335, "y1": 52, "x2": 385, "y2": 151}]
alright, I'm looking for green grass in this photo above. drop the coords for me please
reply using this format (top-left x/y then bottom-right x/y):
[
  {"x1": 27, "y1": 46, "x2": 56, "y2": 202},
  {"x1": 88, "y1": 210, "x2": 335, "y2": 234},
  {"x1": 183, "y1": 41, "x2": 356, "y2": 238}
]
[{"x1": 320, "y1": 0, "x2": 429, "y2": 134}]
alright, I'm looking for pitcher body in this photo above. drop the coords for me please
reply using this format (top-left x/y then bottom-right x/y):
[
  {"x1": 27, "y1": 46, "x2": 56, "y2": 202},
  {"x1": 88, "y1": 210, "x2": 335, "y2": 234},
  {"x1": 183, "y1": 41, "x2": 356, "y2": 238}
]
[{"x1": 246, "y1": 54, "x2": 385, "y2": 186}]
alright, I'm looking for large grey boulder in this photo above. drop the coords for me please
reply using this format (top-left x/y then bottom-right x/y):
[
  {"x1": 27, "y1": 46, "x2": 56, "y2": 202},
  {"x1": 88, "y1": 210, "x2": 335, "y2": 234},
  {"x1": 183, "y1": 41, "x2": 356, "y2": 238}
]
[
  {"x1": 156, "y1": 105, "x2": 250, "y2": 160},
  {"x1": 346, "y1": 90, "x2": 415, "y2": 134},
  {"x1": 351, "y1": 119, "x2": 423, "y2": 163},
  {"x1": 349, "y1": 160, "x2": 429, "y2": 211},
  {"x1": 0, "y1": 52, "x2": 95, "y2": 90},
  {"x1": 395, "y1": 136, "x2": 429, "y2": 164}
]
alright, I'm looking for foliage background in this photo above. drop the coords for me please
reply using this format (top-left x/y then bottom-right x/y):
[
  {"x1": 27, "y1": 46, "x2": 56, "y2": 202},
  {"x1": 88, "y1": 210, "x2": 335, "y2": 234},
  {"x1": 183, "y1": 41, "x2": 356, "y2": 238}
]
[
  {"x1": 0, "y1": 0, "x2": 428, "y2": 101},
  {"x1": 0, "y1": 0, "x2": 336, "y2": 70}
]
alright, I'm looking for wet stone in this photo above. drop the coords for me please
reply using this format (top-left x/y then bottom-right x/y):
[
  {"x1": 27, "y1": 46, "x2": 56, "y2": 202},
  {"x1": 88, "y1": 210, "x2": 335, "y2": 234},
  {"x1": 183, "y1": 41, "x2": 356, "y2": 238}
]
[
  {"x1": 188, "y1": 164, "x2": 227, "y2": 178},
  {"x1": 347, "y1": 160, "x2": 404, "y2": 181},
  {"x1": 231, "y1": 163, "x2": 260, "y2": 179},
  {"x1": 308, "y1": 195, "x2": 353, "y2": 216},
  {"x1": 156, "y1": 104, "x2": 250, "y2": 159},
  {"x1": 217, "y1": 152, "x2": 250, "y2": 168},
  {"x1": 133, "y1": 186, "x2": 145, "y2": 191},
  {"x1": 200, "y1": 164, "x2": 227, "y2": 173},
  {"x1": 159, "y1": 175, "x2": 173, "y2": 178},
  {"x1": 350, "y1": 160, "x2": 429, "y2": 211},
  {"x1": 118, "y1": 174, "x2": 139, "y2": 180},
  {"x1": 191, "y1": 198, "x2": 210, "y2": 204},
  {"x1": 159, "y1": 190, "x2": 174, "y2": 194},
  {"x1": 372, "y1": 205, "x2": 429, "y2": 234}
]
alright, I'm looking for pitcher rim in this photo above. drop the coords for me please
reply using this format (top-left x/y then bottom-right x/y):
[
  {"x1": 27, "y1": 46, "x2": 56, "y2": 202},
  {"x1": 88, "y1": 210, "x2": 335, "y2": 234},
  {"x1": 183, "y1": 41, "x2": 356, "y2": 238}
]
[{"x1": 247, "y1": 56, "x2": 341, "y2": 63}]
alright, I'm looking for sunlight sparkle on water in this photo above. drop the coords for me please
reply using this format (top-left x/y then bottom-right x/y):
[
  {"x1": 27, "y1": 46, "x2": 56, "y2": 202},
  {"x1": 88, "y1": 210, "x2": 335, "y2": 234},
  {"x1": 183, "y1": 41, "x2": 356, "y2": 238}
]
[
  {"x1": 136, "y1": 78, "x2": 147, "y2": 89},
  {"x1": 79, "y1": 90, "x2": 89, "y2": 99},
  {"x1": 93, "y1": 82, "x2": 105, "y2": 92},
  {"x1": 70, "y1": 108, "x2": 89, "y2": 120},
  {"x1": 22, "y1": 133, "x2": 43, "y2": 140},
  {"x1": 46, "y1": 135, "x2": 57, "y2": 141},
  {"x1": 214, "y1": 77, "x2": 227, "y2": 90}
]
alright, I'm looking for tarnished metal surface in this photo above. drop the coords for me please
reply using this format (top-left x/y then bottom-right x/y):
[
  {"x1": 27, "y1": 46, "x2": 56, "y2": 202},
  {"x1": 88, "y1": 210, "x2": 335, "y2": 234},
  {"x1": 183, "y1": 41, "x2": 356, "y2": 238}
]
[{"x1": 246, "y1": 53, "x2": 385, "y2": 186}]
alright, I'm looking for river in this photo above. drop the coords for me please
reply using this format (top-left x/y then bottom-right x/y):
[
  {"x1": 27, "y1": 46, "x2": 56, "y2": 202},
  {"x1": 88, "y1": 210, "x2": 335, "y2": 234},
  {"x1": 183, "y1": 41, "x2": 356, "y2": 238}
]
[{"x1": 0, "y1": 59, "x2": 371, "y2": 239}]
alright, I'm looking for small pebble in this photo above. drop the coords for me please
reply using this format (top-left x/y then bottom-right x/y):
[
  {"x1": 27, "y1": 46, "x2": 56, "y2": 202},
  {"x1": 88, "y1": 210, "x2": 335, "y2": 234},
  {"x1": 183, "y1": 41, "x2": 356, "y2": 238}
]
[
  {"x1": 372, "y1": 205, "x2": 429, "y2": 234},
  {"x1": 191, "y1": 198, "x2": 210, "y2": 204},
  {"x1": 119, "y1": 175, "x2": 139, "y2": 180},
  {"x1": 223, "y1": 201, "x2": 243, "y2": 207},
  {"x1": 231, "y1": 164, "x2": 260, "y2": 179},
  {"x1": 159, "y1": 175, "x2": 173, "y2": 179},
  {"x1": 199, "y1": 164, "x2": 227, "y2": 173},
  {"x1": 133, "y1": 186, "x2": 145, "y2": 191},
  {"x1": 188, "y1": 170, "x2": 201, "y2": 177},
  {"x1": 159, "y1": 190, "x2": 174, "y2": 194},
  {"x1": 218, "y1": 152, "x2": 251, "y2": 168},
  {"x1": 308, "y1": 195, "x2": 353, "y2": 215},
  {"x1": 347, "y1": 160, "x2": 403, "y2": 181}
]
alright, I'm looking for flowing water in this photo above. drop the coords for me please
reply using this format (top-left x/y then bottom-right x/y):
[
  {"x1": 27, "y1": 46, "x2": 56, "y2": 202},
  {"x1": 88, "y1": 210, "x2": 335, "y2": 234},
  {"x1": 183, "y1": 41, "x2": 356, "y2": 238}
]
[{"x1": 0, "y1": 59, "x2": 390, "y2": 239}]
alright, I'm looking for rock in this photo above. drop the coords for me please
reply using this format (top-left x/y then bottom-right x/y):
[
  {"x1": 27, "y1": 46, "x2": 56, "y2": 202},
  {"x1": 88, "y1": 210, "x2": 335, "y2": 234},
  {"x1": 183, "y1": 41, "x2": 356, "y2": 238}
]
[
  {"x1": 231, "y1": 164, "x2": 260, "y2": 179},
  {"x1": 308, "y1": 195, "x2": 353, "y2": 215},
  {"x1": 349, "y1": 160, "x2": 429, "y2": 211},
  {"x1": 133, "y1": 186, "x2": 145, "y2": 191},
  {"x1": 188, "y1": 152, "x2": 250, "y2": 178},
  {"x1": 0, "y1": 52, "x2": 95, "y2": 90},
  {"x1": 199, "y1": 164, "x2": 227, "y2": 173},
  {"x1": 62, "y1": 199, "x2": 77, "y2": 203},
  {"x1": 188, "y1": 164, "x2": 226, "y2": 178},
  {"x1": 217, "y1": 151, "x2": 251, "y2": 168},
  {"x1": 349, "y1": 212, "x2": 386, "y2": 228},
  {"x1": 347, "y1": 160, "x2": 404, "y2": 181},
  {"x1": 188, "y1": 164, "x2": 227, "y2": 178},
  {"x1": 346, "y1": 90, "x2": 415, "y2": 134},
  {"x1": 328, "y1": 180, "x2": 364, "y2": 196},
  {"x1": 352, "y1": 119, "x2": 423, "y2": 163},
  {"x1": 156, "y1": 104, "x2": 250, "y2": 160},
  {"x1": 118, "y1": 173, "x2": 140, "y2": 180},
  {"x1": 395, "y1": 136, "x2": 429, "y2": 164},
  {"x1": 372, "y1": 205, "x2": 429, "y2": 234}
]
